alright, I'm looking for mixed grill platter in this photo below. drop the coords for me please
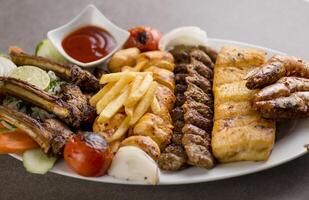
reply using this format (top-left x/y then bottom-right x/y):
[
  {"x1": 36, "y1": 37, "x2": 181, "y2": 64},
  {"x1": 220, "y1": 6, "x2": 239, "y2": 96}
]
[{"x1": 1, "y1": 5, "x2": 309, "y2": 185}]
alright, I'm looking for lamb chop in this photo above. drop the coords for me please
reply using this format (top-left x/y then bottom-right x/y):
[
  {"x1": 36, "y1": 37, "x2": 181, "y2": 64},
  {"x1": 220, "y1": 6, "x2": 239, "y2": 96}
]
[
  {"x1": 0, "y1": 105, "x2": 73, "y2": 155},
  {"x1": 0, "y1": 77, "x2": 95, "y2": 128},
  {"x1": 9, "y1": 47, "x2": 100, "y2": 92}
]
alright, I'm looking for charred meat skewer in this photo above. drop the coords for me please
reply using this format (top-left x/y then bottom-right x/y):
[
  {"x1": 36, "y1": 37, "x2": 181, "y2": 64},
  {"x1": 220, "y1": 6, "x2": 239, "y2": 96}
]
[
  {"x1": 158, "y1": 45, "x2": 216, "y2": 170},
  {"x1": 253, "y1": 77, "x2": 309, "y2": 102},
  {"x1": 254, "y1": 92, "x2": 309, "y2": 119},
  {"x1": 246, "y1": 55, "x2": 309, "y2": 89},
  {"x1": 0, "y1": 105, "x2": 73, "y2": 155},
  {"x1": 9, "y1": 48, "x2": 100, "y2": 92}
]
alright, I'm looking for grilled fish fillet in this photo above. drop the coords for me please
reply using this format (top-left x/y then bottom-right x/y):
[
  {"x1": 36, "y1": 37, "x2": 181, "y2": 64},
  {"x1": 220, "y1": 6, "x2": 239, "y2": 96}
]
[{"x1": 212, "y1": 46, "x2": 276, "y2": 163}]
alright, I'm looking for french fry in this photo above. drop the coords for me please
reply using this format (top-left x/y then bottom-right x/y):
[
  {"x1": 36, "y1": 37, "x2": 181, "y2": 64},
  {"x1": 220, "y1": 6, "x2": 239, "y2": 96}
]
[
  {"x1": 100, "y1": 71, "x2": 151, "y2": 84},
  {"x1": 89, "y1": 82, "x2": 115, "y2": 107},
  {"x1": 125, "y1": 74, "x2": 153, "y2": 107},
  {"x1": 97, "y1": 86, "x2": 129, "y2": 123},
  {"x1": 133, "y1": 60, "x2": 147, "y2": 72},
  {"x1": 130, "y1": 81, "x2": 158, "y2": 125},
  {"x1": 109, "y1": 140, "x2": 122, "y2": 153},
  {"x1": 121, "y1": 66, "x2": 135, "y2": 72},
  {"x1": 100, "y1": 71, "x2": 136, "y2": 84},
  {"x1": 127, "y1": 74, "x2": 143, "y2": 103},
  {"x1": 125, "y1": 105, "x2": 134, "y2": 118},
  {"x1": 96, "y1": 73, "x2": 134, "y2": 113},
  {"x1": 151, "y1": 96, "x2": 161, "y2": 115},
  {"x1": 107, "y1": 116, "x2": 131, "y2": 142}
]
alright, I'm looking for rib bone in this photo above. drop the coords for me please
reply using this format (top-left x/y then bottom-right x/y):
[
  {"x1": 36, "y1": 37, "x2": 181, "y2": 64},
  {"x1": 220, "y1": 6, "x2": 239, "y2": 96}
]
[
  {"x1": 0, "y1": 105, "x2": 73, "y2": 155},
  {"x1": 0, "y1": 77, "x2": 82, "y2": 128},
  {"x1": 10, "y1": 49, "x2": 100, "y2": 92}
]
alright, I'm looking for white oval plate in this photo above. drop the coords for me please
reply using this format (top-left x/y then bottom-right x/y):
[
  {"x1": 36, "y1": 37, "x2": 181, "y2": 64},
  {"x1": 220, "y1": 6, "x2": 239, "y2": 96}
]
[{"x1": 10, "y1": 38, "x2": 309, "y2": 185}]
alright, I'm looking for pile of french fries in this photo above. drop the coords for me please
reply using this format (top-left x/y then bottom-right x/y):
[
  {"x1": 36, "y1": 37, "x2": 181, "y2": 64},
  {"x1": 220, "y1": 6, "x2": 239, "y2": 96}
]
[{"x1": 90, "y1": 71, "x2": 160, "y2": 143}]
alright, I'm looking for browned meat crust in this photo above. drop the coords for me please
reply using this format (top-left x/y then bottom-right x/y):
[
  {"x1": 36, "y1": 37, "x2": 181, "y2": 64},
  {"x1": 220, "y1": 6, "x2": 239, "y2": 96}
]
[
  {"x1": 254, "y1": 92, "x2": 309, "y2": 118},
  {"x1": 0, "y1": 105, "x2": 73, "y2": 155},
  {"x1": 60, "y1": 83, "x2": 96, "y2": 124},
  {"x1": 9, "y1": 49, "x2": 100, "y2": 92},
  {"x1": 253, "y1": 77, "x2": 309, "y2": 102},
  {"x1": 0, "y1": 77, "x2": 95, "y2": 128},
  {"x1": 246, "y1": 55, "x2": 309, "y2": 89},
  {"x1": 247, "y1": 56, "x2": 309, "y2": 119},
  {"x1": 158, "y1": 45, "x2": 216, "y2": 170}
]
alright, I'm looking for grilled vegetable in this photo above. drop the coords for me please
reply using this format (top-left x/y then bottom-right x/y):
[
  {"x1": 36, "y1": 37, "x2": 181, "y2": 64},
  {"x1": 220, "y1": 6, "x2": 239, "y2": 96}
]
[
  {"x1": 124, "y1": 26, "x2": 161, "y2": 52},
  {"x1": 64, "y1": 132, "x2": 113, "y2": 177}
]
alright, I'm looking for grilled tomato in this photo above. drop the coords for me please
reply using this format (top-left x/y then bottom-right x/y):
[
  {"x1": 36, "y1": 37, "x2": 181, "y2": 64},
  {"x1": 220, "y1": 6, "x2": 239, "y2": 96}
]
[
  {"x1": 64, "y1": 132, "x2": 113, "y2": 177},
  {"x1": 124, "y1": 26, "x2": 161, "y2": 52}
]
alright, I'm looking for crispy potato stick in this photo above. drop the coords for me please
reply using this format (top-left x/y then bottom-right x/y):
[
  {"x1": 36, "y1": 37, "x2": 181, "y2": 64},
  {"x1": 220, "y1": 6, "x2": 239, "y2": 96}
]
[
  {"x1": 151, "y1": 96, "x2": 161, "y2": 115},
  {"x1": 109, "y1": 140, "x2": 122, "y2": 153},
  {"x1": 100, "y1": 71, "x2": 151, "y2": 83},
  {"x1": 89, "y1": 82, "x2": 115, "y2": 107},
  {"x1": 100, "y1": 72, "x2": 136, "y2": 84},
  {"x1": 130, "y1": 81, "x2": 158, "y2": 125},
  {"x1": 121, "y1": 66, "x2": 135, "y2": 72},
  {"x1": 127, "y1": 74, "x2": 143, "y2": 103},
  {"x1": 125, "y1": 74, "x2": 153, "y2": 107},
  {"x1": 107, "y1": 116, "x2": 131, "y2": 142},
  {"x1": 125, "y1": 104, "x2": 135, "y2": 118},
  {"x1": 133, "y1": 60, "x2": 147, "y2": 72},
  {"x1": 96, "y1": 73, "x2": 134, "y2": 113},
  {"x1": 98, "y1": 86, "x2": 130, "y2": 123}
]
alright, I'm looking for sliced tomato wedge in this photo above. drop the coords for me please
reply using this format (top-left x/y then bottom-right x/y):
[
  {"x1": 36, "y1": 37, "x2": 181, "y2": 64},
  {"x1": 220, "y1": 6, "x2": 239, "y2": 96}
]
[{"x1": 0, "y1": 129, "x2": 38, "y2": 154}]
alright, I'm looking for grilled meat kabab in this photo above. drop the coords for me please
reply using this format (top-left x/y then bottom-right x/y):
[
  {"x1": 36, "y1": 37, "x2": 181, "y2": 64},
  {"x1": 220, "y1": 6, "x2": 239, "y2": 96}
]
[
  {"x1": 251, "y1": 77, "x2": 309, "y2": 119},
  {"x1": 158, "y1": 45, "x2": 216, "y2": 170},
  {"x1": 246, "y1": 55, "x2": 309, "y2": 119},
  {"x1": 212, "y1": 46, "x2": 276, "y2": 163},
  {"x1": 0, "y1": 77, "x2": 95, "y2": 129},
  {"x1": 246, "y1": 55, "x2": 309, "y2": 90},
  {"x1": 9, "y1": 47, "x2": 100, "y2": 92},
  {"x1": 0, "y1": 105, "x2": 73, "y2": 155}
]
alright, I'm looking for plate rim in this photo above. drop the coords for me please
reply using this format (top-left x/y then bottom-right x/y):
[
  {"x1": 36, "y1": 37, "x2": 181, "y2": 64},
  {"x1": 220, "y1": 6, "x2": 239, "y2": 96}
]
[{"x1": 10, "y1": 38, "x2": 308, "y2": 185}]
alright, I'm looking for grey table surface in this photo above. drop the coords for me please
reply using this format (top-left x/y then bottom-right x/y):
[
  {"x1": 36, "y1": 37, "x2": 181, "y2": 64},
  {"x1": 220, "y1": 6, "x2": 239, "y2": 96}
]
[{"x1": 1, "y1": 0, "x2": 309, "y2": 199}]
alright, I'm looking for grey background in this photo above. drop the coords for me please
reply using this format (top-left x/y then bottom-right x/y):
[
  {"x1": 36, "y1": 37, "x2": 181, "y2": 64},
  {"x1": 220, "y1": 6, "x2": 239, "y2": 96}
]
[{"x1": 0, "y1": 0, "x2": 309, "y2": 199}]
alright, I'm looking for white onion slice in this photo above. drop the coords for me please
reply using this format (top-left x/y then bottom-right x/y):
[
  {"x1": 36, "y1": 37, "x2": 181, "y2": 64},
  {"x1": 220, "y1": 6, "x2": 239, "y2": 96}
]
[
  {"x1": 0, "y1": 56, "x2": 17, "y2": 76},
  {"x1": 159, "y1": 26, "x2": 208, "y2": 51},
  {"x1": 108, "y1": 146, "x2": 160, "y2": 185}
]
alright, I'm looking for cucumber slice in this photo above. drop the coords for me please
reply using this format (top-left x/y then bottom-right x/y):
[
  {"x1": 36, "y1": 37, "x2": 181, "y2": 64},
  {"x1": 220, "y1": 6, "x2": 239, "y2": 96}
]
[
  {"x1": 23, "y1": 148, "x2": 57, "y2": 174},
  {"x1": 35, "y1": 40, "x2": 68, "y2": 64}
]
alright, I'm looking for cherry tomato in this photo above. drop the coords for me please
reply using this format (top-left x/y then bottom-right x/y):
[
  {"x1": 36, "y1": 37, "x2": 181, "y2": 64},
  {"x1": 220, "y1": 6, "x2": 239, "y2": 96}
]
[
  {"x1": 64, "y1": 132, "x2": 113, "y2": 177},
  {"x1": 124, "y1": 26, "x2": 162, "y2": 52},
  {"x1": 0, "y1": 129, "x2": 38, "y2": 154}
]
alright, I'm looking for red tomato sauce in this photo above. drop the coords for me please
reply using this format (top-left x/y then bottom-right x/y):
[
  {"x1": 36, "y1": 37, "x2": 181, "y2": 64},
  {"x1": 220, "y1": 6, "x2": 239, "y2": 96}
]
[{"x1": 62, "y1": 25, "x2": 116, "y2": 63}]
